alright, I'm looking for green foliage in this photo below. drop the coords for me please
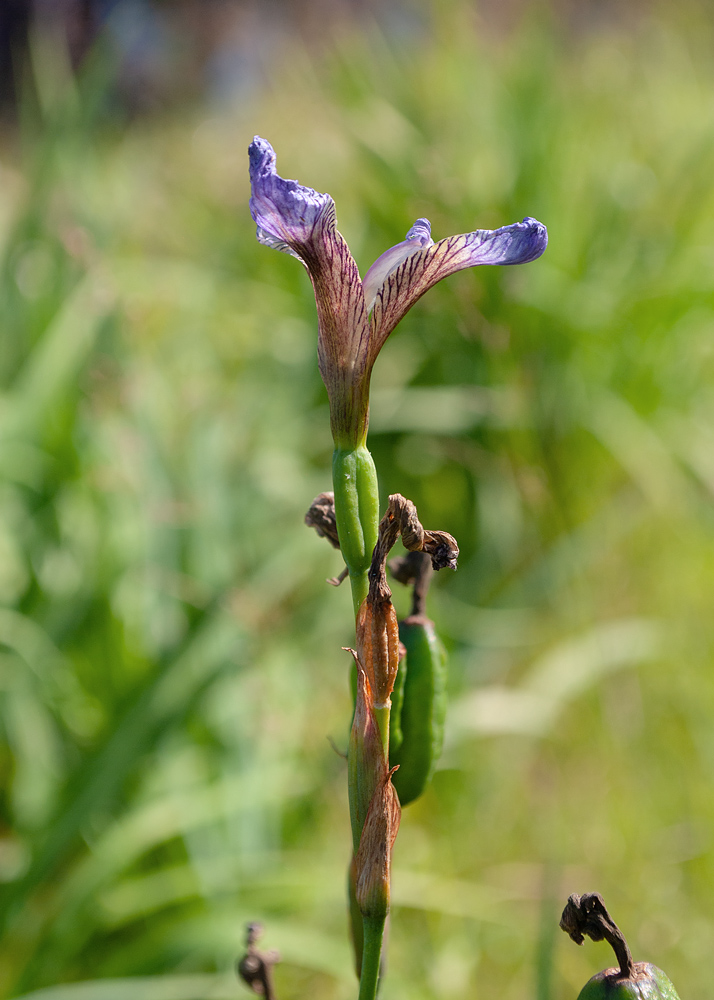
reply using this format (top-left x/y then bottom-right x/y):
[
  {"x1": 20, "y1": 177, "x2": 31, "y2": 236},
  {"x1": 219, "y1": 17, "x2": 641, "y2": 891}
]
[{"x1": 3, "y1": 4, "x2": 714, "y2": 999}]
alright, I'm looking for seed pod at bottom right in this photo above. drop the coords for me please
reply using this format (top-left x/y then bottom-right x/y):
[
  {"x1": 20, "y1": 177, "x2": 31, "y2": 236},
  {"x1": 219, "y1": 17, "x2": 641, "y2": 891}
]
[
  {"x1": 389, "y1": 613, "x2": 446, "y2": 807},
  {"x1": 561, "y1": 893, "x2": 682, "y2": 1000}
]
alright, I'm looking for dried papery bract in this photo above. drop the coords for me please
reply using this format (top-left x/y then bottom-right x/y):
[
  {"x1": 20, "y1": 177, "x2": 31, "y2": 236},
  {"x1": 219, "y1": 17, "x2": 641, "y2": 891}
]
[
  {"x1": 347, "y1": 651, "x2": 387, "y2": 851},
  {"x1": 356, "y1": 599, "x2": 400, "y2": 710},
  {"x1": 305, "y1": 491, "x2": 349, "y2": 586},
  {"x1": 354, "y1": 767, "x2": 401, "y2": 921}
]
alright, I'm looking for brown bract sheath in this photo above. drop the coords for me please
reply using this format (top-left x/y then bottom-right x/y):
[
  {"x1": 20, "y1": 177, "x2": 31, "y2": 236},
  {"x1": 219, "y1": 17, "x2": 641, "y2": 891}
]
[
  {"x1": 347, "y1": 650, "x2": 387, "y2": 838},
  {"x1": 354, "y1": 767, "x2": 401, "y2": 920},
  {"x1": 356, "y1": 598, "x2": 400, "y2": 709}
]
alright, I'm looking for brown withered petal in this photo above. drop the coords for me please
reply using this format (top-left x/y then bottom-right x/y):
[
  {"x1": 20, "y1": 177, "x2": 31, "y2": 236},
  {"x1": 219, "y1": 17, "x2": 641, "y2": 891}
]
[
  {"x1": 357, "y1": 495, "x2": 457, "y2": 707},
  {"x1": 354, "y1": 767, "x2": 401, "y2": 920},
  {"x1": 369, "y1": 495, "x2": 459, "y2": 596}
]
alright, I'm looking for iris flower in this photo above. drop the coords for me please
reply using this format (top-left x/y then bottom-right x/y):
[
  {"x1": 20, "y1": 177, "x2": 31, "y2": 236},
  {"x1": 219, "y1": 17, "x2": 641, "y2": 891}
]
[{"x1": 248, "y1": 136, "x2": 547, "y2": 448}]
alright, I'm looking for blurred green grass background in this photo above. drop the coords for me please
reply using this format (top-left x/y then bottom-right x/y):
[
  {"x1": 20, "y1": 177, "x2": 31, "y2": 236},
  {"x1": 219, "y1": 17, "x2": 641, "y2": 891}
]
[{"x1": 3, "y1": 2, "x2": 714, "y2": 998}]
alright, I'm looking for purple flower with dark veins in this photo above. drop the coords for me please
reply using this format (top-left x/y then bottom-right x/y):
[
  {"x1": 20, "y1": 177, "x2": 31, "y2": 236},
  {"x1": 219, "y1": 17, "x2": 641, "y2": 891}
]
[{"x1": 248, "y1": 136, "x2": 547, "y2": 448}]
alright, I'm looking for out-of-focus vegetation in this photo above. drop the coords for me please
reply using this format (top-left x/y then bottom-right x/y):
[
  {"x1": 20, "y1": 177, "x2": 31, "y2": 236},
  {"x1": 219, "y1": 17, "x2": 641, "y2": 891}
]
[{"x1": 2, "y1": 3, "x2": 714, "y2": 999}]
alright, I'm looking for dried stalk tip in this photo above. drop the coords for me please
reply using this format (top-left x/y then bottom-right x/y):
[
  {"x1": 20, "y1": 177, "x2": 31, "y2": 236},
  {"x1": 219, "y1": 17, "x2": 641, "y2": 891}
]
[
  {"x1": 560, "y1": 893, "x2": 635, "y2": 980},
  {"x1": 237, "y1": 922, "x2": 280, "y2": 1000}
]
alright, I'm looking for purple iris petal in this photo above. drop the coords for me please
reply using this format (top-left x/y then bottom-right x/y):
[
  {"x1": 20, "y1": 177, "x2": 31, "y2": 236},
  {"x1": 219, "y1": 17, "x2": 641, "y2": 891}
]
[
  {"x1": 248, "y1": 136, "x2": 334, "y2": 250},
  {"x1": 460, "y1": 216, "x2": 548, "y2": 266},
  {"x1": 369, "y1": 217, "x2": 547, "y2": 356},
  {"x1": 248, "y1": 137, "x2": 548, "y2": 447},
  {"x1": 248, "y1": 136, "x2": 371, "y2": 446},
  {"x1": 362, "y1": 218, "x2": 434, "y2": 310}
]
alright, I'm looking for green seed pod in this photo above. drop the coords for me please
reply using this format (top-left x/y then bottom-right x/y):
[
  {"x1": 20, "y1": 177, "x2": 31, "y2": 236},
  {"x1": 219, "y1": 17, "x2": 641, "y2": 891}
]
[
  {"x1": 332, "y1": 445, "x2": 380, "y2": 603},
  {"x1": 388, "y1": 645, "x2": 407, "y2": 755},
  {"x1": 577, "y1": 963, "x2": 680, "y2": 1000},
  {"x1": 561, "y1": 893, "x2": 682, "y2": 1000},
  {"x1": 390, "y1": 614, "x2": 447, "y2": 806}
]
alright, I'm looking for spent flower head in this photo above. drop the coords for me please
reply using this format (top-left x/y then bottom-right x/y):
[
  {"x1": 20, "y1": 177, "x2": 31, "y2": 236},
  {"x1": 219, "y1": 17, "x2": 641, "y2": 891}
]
[{"x1": 248, "y1": 136, "x2": 547, "y2": 447}]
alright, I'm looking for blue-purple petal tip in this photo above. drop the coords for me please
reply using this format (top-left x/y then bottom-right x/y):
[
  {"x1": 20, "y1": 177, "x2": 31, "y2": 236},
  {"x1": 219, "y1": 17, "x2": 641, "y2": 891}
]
[
  {"x1": 505, "y1": 217, "x2": 548, "y2": 264},
  {"x1": 248, "y1": 135, "x2": 333, "y2": 249}
]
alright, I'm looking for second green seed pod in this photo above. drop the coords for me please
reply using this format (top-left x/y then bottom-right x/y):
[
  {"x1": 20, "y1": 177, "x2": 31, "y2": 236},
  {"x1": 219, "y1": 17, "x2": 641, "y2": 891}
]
[{"x1": 390, "y1": 614, "x2": 447, "y2": 806}]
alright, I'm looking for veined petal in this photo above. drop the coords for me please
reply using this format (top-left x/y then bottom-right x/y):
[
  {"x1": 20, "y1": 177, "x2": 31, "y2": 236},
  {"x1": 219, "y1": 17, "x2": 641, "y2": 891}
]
[
  {"x1": 362, "y1": 218, "x2": 434, "y2": 311},
  {"x1": 249, "y1": 136, "x2": 333, "y2": 249},
  {"x1": 370, "y1": 217, "x2": 548, "y2": 355},
  {"x1": 249, "y1": 137, "x2": 371, "y2": 445}
]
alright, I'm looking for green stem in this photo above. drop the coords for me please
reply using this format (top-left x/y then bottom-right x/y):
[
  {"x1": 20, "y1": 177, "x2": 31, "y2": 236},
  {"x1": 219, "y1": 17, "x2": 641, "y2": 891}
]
[
  {"x1": 332, "y1": 444, "x2": 380, "y2": 618},
  {"x1": 358, "y1": 915, "x2": 385, "y2": 1000},
  {"x1": 373, "y1": 704, "x2": 390, "y2": 757},
  {"x1": 349, "y1": 569, "x2": 369, "y2": 618}
]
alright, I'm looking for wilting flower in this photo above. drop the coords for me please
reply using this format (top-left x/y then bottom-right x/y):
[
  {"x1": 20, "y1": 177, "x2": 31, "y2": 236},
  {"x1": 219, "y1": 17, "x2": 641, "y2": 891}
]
[{"x1": 248, "y1": 136, "x2": 547, "y2": 448}]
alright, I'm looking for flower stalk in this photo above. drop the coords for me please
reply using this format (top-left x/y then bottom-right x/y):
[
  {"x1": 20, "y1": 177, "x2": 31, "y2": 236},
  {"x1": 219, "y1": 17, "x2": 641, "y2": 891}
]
[
  {"x1": 333, "y1": 444, "x2": 380, "y2": 614},
  {"x1": 248, "y1": 136, "x2": 547, "y2": 1000}
]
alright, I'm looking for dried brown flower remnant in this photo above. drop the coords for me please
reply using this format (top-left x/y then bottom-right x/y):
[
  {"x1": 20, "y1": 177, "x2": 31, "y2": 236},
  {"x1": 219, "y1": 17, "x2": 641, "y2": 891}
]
[
  {"x1": 369, "y1": 495, "x2": 458, "y2": 587},
  {"x1": 560, "y1": 893, "x2": 635, "y2": 979},
  {"x1": 305, "y1": 491, "x2": 349, "y2": 585},
  {"x1": 304, "y1": 491, "x2": 340, "y2": 549}
]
